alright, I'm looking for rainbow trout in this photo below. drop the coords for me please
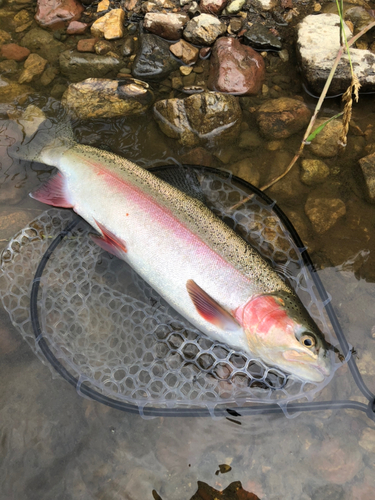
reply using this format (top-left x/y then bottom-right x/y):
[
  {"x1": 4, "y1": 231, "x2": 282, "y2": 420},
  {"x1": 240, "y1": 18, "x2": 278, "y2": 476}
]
[{"x1": 25, "y1": 136, "x2": 332, "y2": 382}]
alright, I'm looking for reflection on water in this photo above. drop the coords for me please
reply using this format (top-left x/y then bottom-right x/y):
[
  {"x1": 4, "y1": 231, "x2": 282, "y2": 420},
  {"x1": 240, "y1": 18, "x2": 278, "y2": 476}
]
[{"x1": 1, "y1": 48, "x2": 375, "y2": 500}]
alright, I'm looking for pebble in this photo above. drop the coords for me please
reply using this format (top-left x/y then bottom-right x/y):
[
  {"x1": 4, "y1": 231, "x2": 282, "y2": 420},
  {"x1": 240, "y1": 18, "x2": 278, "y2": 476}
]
[
  {"x1": 278, "y1": 49, "x2": 289, "y2": 62},
  {"x1": 170, "y1": 39, "x2": 199, "y2": 64},
  {"x1": 20, "y1": 28, "x2": 64, "y2": 64},
  {"x1": 358, "y1": 151, "x2": 375, "y2": 203},
  {"x1": 0, "y1": 43, "x2": 30, "y2": 62},
  {"x1": 50, "y1": 83, "x2": 68, "y2": 99},
  {"x1": 179, "y1": 66, "x2": 192, "y2": 75},
  {"x1": 0, "y1": 79, "x2": 32, "y2": 104},
  {"x1": 309, "y1": 118, "x2": 342, "y2": 158},
  {"x1": 95, "y1": 40, "x2": 112, "y2": 55},
  {"x1": 0, "y1": 30, "x2": 12, "y2": 45},
  {"x1": 232, "y1": 158, "x2": 260, "y2": 186},
  {"x1": 77, "y1": 38, "x2": 97, "y2": 53},
  {"x1": 91, "y1": 9, "x2": 125, "y2": 40},
  {"x1": 256, "y1": 97, "x2": 311, "y2": 139},
  {"x1": 66, "y1": 21, "x2": 89, "y2": 34},
  {"x1": 238, "y1": 130, "x2": 262, "y2": 149},
  {"x1": 0, "y1": 60, "x2": 19, "y2": 75},
  {"x1": 225, "y1": 0, "x2": 246, "y2": 14},
  {"x1": 243, "y1": 25, "x2": 282, "y2": 51},
  {"x1": 183, "y1": 14, "x2": 226, "y2": 45},
  {"x1": 40, "y1": 66, "x2": 59, "y2": 86},
  {"x1": 144, "y1": 13, "x2": 189, "y2": 40},
  {"x1": 200, "y1": 0, "x2": 227, "y2": 15},
  {"x1": 97, "y1": 0, "x2": 109, "y2": 11},
  {"x1": 180, "y1": 146, "x2": 213, "y2": 166},
  {"x1": 300, "y1": 159, "x2": 330, "y2": 185},
  {"x1": 13, "y1": 9, "x2": 31, "y2": 27},
  {"x1": 305, "y1": 196, "x2": 346, "y2": 234},
  {"x1": 121, "y1": 37, "x2": 134, "y2": 57},
  {"x1": 18, "y1": 53, "x2": 47, "y2": 84}
]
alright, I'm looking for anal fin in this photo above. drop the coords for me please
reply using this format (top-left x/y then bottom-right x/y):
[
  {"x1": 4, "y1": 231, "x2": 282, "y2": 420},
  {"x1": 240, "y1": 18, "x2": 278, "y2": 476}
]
[
  {"x1": 91, "y1": 220, "x2": 127, "y2": 260},
  {"x1": 30, "y1": 172, "x2": 73, "y2": 208},
  {"x1": 186, "y1": 279, "x2": 240, "y2": 331}
]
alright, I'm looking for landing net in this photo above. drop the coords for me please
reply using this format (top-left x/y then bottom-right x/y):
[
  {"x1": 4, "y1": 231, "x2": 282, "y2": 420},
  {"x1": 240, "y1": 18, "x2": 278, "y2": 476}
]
[{"x1": 0, "y1": 166, "x2": 343, "y2": 416}]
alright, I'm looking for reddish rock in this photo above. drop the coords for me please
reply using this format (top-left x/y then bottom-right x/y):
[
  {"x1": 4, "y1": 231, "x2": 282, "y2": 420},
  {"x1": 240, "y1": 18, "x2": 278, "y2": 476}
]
[
  {"x1": 256, "y1": 97, "x2": 311, "y2": 139},
  {"x1": 77, "y1": 38, "x2": 97, "y2": 52},
  {"x1": 144, "y1": 13, "x2": 189, "y2": 40},
  {"x1": 0, "y1": 44, "x2": 30, "y2": 62},
  {"x1": 207, "y1": 37, "x2": 265, "y2": 95},
  {"x1": 200, "y1": 47, "x2": 211, "y2": 59},
  {"x1": 35, "y1": 0, "x2": 84, "y2": 30},
  {"x1": 67, "y1": 21, "x2": 89, "y2": 34},
  {"x1": 200, "y1": 0, "x2": 227, "y2": 15}
]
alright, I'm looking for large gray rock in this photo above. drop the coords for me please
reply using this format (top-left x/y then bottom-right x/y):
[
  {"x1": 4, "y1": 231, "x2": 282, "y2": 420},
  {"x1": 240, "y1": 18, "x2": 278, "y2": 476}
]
[
  {"x1": 297, "y1": 14, "x2": 375, "y2": 94},
  {"x1": 132, "y1": 33, "x2": 180, "y2": 81},
  {"x1": 59, "y1": 50, "x2": 121, "y2": 82},
  {"x1": 359, "y1": 151, "x2": 375, "y2": 203},
  {"x1": 153, "y1": 92, "x2": 242, "y2": 147},
  {"x1": 183, "y1": 14, "x2": 226, "y2": 45},
  {"x1": 62, "y1": 78, "x2": 154, "y2": 119}
]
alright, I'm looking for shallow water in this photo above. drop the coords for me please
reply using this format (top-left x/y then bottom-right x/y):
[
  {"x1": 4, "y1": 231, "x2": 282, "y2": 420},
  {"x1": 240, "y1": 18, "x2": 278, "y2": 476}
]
[{"x1": 2, "y1": 10, "x2": 375, "y2": 500}]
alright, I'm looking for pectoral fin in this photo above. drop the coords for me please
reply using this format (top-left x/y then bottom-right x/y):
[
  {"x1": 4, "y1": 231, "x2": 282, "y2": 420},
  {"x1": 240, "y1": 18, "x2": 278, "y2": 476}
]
[
  {"x1": 186, "y1": 279, "x2": 240, "y2": 331},
  {"x1": 90, "y1": 220, "x2": 127, "y2": 260}
]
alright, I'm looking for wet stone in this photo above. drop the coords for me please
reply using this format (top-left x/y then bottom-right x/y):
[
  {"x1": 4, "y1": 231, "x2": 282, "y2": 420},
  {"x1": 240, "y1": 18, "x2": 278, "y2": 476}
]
[
  {"x1": 183, "y1": 14, "x2": 226, "y2": 45},
  {"x1": 35, "y1": 0, "x2": 84, "y2": 30},
  {"x1": 232, "y1": 158, "x2": 260, "y2": 187},
  {"x1": 170, "y1": 39, "x2": 199, "y2": 65},
  {"x1": 300, "y1": 159, "x2": 330, "y2": 186},
  {"x1": 20, "y1": 28, "x2": 64, "y2": 64},
  {"x1": 67, "y1": 21, "x2": 89, "y2": 34},
  {"x1": 0, "y1": 60, "x2": 19, "y2": 75},
  {"x1": 18, "y1": 53, "x2": 47, "y2": 83},
  {"x1": 208, "y1": 37, "x2": 265, "y2": 95},
  {"x1": 91, "y1": 9, "x2": 125, "y2": 40},
  {"x1": 50, "y1": 82, "x2": 67, "y2": 98},
  {"x1": 0, "y1": 43, "x2": 30, "y2": 62},
  {"x1": 256, "y1": 97, "x2": 311, "y2": 139},
  {"x1": 0, "y1": 79, "x2": 33, "y2": 104},
  {"x1": 121, "y1": 37, "x2": 134, "y2": 57},
  {"x1": 308, "y1": 118, "x2": 342, "y2": 158},
  {"x1": 40, "y1": 66, "x2": 59, "y2": 86},
  {"x1": 180, "y1": 147, "x2": 213, "y2": 166},
  {"x1": 154, "y1": 92, "x2": 242, "y2": 147},
  {"x1": 143, "y1": 13, "x2": 189, "y2": 40},
  {"x1": 358, "y1": 151, "x2": 375, "y2": 203},
  {"x1": 305, "y1": 196, "x2": 346, "y2": 234},
  {"x1": 62, "y1": 77, "x2": 154, "y2": 119},
  {"x1": 226, "y1": 0, "x2": 246, "y2": 14},
  {"x1": 0, "y1": 30, "x2": 12, "y2": 46},
  {"x1": 13, "y1": 10, "x2": 32, "y2": 27},
  {"x1": 59, "y1": 50, "x2": 121, "y2": 82},
  {"x1": 200, "y1": 0, "x2": 227, "y2": 15},
  {"x1": 95, "y1": 40, "x2": 112, "y2": 55},
  {"x1": 243, "y1": 25, "x2": 282, "y2": 51},
  {"x1": 77, "y1": 38, "x2": 97, "y2": 53},
  {"x1": 132, "y1": 33, "x2": 180, "y2": 82}
]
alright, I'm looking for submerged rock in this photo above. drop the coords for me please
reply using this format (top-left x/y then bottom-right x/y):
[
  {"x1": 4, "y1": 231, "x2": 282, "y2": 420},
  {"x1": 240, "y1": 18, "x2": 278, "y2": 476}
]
[
  {"x1": 200, "y1": 0, "x2": 227, "y2": 15},
  {"x1": 359, "y1": 151, "x2": 375, "y2": 203},
  {"x1": 35, "y1": 0, "x2": 84, "y2": 30},
  {"x1": 0, "y1": 78, "x2": 33, "y2": 104},
  {"x1": 305, "y1": 196, "x2": 346, "y2": 234},
  {"x1": 59, "y1": 50, "x2": 121, "y2": 82},
  {"x1": 143, "y1": 13, "x2": 189, "y2": 40},
  {"x1": 243, "y1": 25, "x2": 282, "y2": 51},
  {"x1": 20, "y1": 28, "x2": 64, "y2": 64},
  {"x1": 300, "y1": 159, "x2": 330, "y2": 186},
  {"x1": 297, "y1": 14, "x2": 375, "y2": 94},
  {"x1": 183, "y1": 14, "x2": 226, "y2": 45},
  {"x1": 62, "y1": 78, "x2": 154, "y2": 119},
  {"x1": 132, "y1": 33, "x2": 180, "y2": 81},
  {"x1": 208, "y1": 37, "x2": 265, "y2": 95},
  {"x1": 256, "y1": 98, "x2": 311, "y2": 139},
  {"x1": 232, "y1": 158, "x2": 260, "y2": 186},
  {"x1": 153, "y1": 92, "x2": 242, "y2": 147},
  {"x1": 0, "y1": 44, "x2": 30, "y2": 62},
  {"x1": 77, "y1": 38, "x2": 97, "y2": 53},
  {"x1": 308, "y1": 118, "x2": 342, "y2": 158},
  {"x1": 18, "y1": 53, "x2": 47, "y2": 83},
  {"x1": 91, "y1": 9, "x2": 125, "y2": 40}
]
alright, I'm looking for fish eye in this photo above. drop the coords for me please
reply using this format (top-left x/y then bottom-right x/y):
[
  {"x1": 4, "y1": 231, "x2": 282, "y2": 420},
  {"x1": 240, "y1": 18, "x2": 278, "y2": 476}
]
[{"x1": 301, "y1": 334, "x2": 316, "y2": 348}]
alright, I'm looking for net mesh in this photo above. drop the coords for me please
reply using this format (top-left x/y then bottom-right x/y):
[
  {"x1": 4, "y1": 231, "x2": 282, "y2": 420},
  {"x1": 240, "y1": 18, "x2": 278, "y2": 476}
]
[{"x1": 0, "y1": 169, "x2": 342, "y2": 414}]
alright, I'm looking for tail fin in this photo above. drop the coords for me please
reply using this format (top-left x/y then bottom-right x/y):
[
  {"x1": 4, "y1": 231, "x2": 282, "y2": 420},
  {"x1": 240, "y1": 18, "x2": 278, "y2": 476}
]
[{"x1": 8, "y1": 105, "x2": 75, "y2": 165}]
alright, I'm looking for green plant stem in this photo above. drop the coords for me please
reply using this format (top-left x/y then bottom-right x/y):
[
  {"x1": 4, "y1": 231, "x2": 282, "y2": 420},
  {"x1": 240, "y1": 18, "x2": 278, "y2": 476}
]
[{"x1": 230, "y1": 19, "x2": 375, "y2": 210}]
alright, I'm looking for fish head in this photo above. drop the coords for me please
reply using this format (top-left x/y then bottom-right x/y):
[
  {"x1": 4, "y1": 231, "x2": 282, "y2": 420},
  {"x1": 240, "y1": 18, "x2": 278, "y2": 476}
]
[{"x1": 240, "y1": 291, "x2": 332, "y2": 382}]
